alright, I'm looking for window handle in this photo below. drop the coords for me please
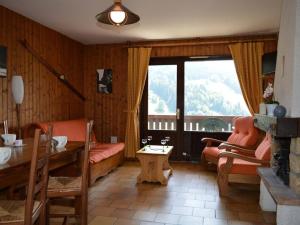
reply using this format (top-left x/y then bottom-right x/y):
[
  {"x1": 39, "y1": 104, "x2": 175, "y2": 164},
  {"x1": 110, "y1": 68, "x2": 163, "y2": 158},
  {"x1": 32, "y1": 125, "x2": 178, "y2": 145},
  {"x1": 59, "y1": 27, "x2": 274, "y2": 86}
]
[{"x1": 176, "y1": 108, "x2": 180, "y2": 120}]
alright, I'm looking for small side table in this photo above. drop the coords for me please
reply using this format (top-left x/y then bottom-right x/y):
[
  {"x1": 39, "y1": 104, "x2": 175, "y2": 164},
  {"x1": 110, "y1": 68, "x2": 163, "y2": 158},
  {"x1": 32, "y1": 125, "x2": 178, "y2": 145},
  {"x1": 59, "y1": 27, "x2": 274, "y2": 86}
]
[{"x1": 136, "y1": 145, "x2": 173, "y2": 185}]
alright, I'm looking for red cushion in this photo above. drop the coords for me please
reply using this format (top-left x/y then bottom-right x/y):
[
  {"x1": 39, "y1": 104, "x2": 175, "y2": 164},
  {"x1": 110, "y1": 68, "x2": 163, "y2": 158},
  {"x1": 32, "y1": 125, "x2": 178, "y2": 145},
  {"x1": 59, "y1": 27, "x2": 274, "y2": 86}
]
[
  {"x1": 203, "y1": 146, "x2": 224, "y2": 158},
  {"x1": 227, "y1": 116, "x2": 258, "y2": 147},
  {"x1": 218, "y1": 157, "x2": 260, "y2": 175},
  {"x1": 38, "y1": 119, "x2": 96, "y2": 142},
  {"x1": 89, "y1": 143, "x2": 125, "y2": 164},
  {"x1": 255, "y1": 133, "x2": 271, "y2": 161}
]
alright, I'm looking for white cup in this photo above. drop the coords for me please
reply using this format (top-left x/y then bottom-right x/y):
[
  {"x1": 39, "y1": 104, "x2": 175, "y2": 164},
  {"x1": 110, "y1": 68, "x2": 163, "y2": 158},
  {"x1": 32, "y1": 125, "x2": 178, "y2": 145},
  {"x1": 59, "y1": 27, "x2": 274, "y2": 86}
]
[
  {"x1": 14, "y1": 139, "x2": 23, "y2": 146},
  {"x1": 52, "y1": 136, "x2": 68, "y2": 149},
  {"x1": 1, "y1": 134, "x2": 16, "y2": 146},
  {"x1": 0, "y1": 147, "x2": 11, "y2": 164}
]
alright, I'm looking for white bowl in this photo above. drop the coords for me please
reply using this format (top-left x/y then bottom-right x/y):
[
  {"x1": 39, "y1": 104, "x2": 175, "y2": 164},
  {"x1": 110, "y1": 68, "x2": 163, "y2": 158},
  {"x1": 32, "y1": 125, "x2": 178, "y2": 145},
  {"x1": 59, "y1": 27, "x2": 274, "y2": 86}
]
[
  {"x1": 52, "y1": 136, "x2": 68, "y2": 149},
  {"x1": 0, "y1": 147, "x2": 11, "y2": 164},
  {"x1": 1, "y1": 134, "x2": 16, "y2": 146}
]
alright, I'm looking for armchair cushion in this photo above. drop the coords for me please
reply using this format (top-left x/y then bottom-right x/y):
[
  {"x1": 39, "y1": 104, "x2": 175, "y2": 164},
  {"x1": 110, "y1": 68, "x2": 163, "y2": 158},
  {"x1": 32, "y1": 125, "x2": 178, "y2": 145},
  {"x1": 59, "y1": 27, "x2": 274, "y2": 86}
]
[
  {"x1": 218, "y1": 157, "x2": 260, "y2": 175},
  {"x1": 227, "y1": 116, "x2": 258, "y2": 146},
  {"x1": 202, "y1": 146, "x2": 222, "y2": 159},
  {"x1": 255, "y1": 133, "x2": 271, "y2": 161},
  {"x1": 202, "y1": 117, "x2": 259, "y2": 166}
]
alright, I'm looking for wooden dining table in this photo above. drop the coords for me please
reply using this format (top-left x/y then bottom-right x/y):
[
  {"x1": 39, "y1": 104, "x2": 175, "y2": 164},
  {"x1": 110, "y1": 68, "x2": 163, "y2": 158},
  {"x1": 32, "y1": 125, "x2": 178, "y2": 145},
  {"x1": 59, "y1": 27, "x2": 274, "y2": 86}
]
[{"x1": 0, "y1": 138, "x2": 85, "y2": 189}]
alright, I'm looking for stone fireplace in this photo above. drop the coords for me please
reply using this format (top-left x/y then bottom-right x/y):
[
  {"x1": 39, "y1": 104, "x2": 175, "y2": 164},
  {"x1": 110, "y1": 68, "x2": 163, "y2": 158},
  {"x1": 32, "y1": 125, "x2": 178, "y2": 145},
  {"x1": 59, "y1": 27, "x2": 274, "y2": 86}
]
[{"x1": 254, "y1": 114, "x2": 300, "y2": 193}]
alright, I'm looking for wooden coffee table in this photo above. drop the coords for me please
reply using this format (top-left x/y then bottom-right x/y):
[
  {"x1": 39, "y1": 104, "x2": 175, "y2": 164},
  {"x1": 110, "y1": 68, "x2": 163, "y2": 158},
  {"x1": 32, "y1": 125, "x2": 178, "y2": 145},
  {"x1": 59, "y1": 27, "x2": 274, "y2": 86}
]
[{"x1": 136, "y1": 145, "x2": 173, "y2": 185}]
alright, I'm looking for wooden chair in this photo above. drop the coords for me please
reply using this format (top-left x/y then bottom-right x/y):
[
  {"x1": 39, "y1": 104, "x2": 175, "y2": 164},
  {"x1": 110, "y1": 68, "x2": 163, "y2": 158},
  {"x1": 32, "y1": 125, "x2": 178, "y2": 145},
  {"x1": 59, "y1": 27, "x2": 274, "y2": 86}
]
[
  {"x1": 47, "y1": 121, "x2": 93, "y2": 225},
  {"x1": 217, "y1": 133, "x2": 271, "y2": 196},
  {"x1": 201, "y1": 116, "x2": 259, "y2": 167},
  {"x1": 0, "y1": 127, "x2": 52, "y2": 225}
]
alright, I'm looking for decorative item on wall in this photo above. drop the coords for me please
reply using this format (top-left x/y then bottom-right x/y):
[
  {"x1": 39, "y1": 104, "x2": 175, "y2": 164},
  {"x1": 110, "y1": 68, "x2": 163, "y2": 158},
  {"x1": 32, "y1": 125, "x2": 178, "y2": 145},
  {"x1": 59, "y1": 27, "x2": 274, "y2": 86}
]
[
  {"x1": 97, "y1": 69, "x2": 112, "y2": 94},
  {"x1": 0, "y1": 45, "x2": 7, "y2": 77}
]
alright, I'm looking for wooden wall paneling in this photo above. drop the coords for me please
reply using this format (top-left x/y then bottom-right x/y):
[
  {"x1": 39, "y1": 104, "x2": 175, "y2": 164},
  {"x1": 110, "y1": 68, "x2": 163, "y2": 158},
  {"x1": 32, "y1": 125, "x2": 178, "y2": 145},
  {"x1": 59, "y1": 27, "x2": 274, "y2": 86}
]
[
  {"x1": 0, "y1": 6, "x2": 85, "y2": 133},
  {"x1": 84, "y1": 45, "x2": 126, "y2": 143}
]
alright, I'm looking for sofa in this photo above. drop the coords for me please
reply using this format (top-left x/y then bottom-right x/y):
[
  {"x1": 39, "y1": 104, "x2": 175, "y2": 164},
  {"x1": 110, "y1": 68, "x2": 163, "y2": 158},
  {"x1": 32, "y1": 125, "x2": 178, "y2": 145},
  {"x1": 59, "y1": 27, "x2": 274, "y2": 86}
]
[{"x1": 26, "y1": 119, "x2": 125, "y2": 185}]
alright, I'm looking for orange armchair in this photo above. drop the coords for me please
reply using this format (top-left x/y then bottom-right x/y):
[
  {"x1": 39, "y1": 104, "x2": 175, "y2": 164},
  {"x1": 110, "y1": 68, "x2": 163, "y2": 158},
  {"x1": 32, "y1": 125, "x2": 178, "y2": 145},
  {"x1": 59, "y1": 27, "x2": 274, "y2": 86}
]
[
  {"x1": 201, "y1": 116, "x2": 259, "y2": 166},
  {"x1": 217, "y1": 133, "x2": 271, "y2": 196}
]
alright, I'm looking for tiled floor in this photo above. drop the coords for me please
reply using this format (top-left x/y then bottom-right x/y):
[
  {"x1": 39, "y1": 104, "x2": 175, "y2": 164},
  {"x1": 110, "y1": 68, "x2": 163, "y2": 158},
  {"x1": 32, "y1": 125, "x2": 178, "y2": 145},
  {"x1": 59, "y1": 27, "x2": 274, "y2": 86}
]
[{"x1": 53, "y1": 161, "x2": 276, "y2": 225}]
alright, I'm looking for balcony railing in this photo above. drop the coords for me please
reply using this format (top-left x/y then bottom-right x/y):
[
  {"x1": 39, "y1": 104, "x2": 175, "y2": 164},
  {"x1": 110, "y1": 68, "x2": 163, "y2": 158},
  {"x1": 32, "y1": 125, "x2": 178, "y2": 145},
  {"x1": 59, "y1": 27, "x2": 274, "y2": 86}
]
[{"x1": 148, "y1": 115, "x2": 236, "y2": 132}]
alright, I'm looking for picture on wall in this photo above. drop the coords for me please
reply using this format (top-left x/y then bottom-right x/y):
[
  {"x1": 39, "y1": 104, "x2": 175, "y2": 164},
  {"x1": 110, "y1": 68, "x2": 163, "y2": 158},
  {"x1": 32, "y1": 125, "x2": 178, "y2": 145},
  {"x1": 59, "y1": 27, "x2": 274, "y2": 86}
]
[
  {"x1": 97, "y1": 69, "x2": 112, "y2": 94},
  {"x1": 0, "y1": 45, "x2": 7, "y2": 77}
]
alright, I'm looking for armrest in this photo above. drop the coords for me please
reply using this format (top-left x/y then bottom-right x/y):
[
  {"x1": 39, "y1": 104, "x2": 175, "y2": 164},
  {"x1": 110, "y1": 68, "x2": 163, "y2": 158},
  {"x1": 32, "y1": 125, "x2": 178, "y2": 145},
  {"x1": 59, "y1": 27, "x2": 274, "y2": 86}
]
[
  {"x1": 219, "y1": 151, "x2": 269, "y2": 165},
  {"x1": 201, "y1": 138, "x2": 226, "y2": 147},
  {"x1": 218, "y1": 143, "x2": 255, "y2": 154}
]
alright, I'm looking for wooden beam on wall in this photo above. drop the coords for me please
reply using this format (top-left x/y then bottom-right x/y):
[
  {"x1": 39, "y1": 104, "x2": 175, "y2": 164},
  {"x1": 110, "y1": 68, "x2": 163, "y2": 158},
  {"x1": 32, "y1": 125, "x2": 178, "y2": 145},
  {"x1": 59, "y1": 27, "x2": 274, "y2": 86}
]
[{"x1": 19, "y1": 39, "x2": 85, "y2": 101}]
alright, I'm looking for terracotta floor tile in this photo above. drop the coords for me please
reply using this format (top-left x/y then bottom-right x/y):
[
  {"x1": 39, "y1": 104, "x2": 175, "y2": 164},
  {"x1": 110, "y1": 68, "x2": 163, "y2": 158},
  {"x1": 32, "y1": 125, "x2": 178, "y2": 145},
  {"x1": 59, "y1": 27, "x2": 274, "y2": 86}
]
[
  {"x1": 228, "y1": 220, "x2": 254, "y2": 225},
  {"x1": 88, "y1": 216, "x2": 117, "y2": 225},
  {"x1": 215, "y1": 210, "x2": 239, "y2": 220},
  {"x1": 238, "y1": 212, "x2": 265, "y2": 223},
  {"x1": 111, "y1": 208, "x2": 136, "y2": 219},
  {"x1": 77, "y1": 162, "x2": 270, "y2": 225},
  {"x1": 90, "y1": 206, "x2": 116, "y2": 217},
  {"x1": 262, "y1": 211, "x2": 276, "y2": 223},
  {"x1": 154, "y1": 213, "x2": 180, "y2": 224},
  {"x1": 114, "y1": 218, "x2": 141, "y2": 225}
]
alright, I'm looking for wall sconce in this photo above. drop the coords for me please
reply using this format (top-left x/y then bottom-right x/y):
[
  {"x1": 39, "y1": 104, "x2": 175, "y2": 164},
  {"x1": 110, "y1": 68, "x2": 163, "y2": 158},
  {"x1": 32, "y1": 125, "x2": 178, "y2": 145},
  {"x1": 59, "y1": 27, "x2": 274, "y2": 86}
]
[{"x1": 11, "y1": 75, "x2": 24, "y2": 138}]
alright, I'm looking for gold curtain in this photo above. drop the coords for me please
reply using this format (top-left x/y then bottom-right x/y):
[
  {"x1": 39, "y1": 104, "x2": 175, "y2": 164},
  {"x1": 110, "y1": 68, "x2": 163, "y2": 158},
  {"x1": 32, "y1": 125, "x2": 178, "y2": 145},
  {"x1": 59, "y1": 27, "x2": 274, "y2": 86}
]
[
  {"x1": 229, "y1": 42, "x2": 264, "y2": 115},
  {"x1": 125, "y1": 47, "x2": 152, "y2": 158}
]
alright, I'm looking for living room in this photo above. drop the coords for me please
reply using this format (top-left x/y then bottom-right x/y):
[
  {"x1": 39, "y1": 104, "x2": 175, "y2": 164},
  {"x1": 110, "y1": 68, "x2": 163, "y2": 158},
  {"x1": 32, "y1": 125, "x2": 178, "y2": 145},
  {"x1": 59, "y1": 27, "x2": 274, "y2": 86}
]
[{"x1": 0, "y1": 0, "x2": 299, "y2": 224}]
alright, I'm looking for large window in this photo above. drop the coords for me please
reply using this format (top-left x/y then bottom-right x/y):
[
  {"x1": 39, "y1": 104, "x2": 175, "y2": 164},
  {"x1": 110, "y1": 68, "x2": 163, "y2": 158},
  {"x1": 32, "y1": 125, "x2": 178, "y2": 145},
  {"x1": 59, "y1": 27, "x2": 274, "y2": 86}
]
[
  {"x1": 148, "y1": 65, "x2": 177, "y2": 130},
  {"x1": 146, "y1": 58, "x2": 250, "y2": 132},
  {"x1": 184, "y1": 59, "x2": 250, "y2": 132}
]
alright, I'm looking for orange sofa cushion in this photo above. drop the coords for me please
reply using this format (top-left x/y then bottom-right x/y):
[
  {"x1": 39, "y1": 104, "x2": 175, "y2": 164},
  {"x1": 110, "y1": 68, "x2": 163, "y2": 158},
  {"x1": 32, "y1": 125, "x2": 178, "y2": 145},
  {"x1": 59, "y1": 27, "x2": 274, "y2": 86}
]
[
  {"x1": 38, "y1": 119, "x2": 96, "y2": 142},
  {"x1": 37, "y1": 119, "x2": 125, "y2": 164},
  {"x1": 218, "y1": 157, "x2": 260, "y2": 175},
  {"x1": 89, "y1": 143, "x2": 125, "y2": 164}
]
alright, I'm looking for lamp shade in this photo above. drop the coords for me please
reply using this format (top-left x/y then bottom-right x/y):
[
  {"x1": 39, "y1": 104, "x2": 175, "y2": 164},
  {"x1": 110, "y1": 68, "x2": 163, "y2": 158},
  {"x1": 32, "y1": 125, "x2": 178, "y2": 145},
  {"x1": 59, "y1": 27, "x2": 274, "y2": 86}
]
[
  {"x1": 11, "y1": 75, "x2": 24, "y2": 104},
  {"x1": 96, "y1": 0, "x2": 140, "y2": 26}
]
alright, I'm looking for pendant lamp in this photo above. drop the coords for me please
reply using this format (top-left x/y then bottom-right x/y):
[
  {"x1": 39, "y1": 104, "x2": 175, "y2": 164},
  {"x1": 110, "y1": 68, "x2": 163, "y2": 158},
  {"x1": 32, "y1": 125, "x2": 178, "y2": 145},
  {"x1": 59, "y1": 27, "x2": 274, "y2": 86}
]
[{"x1": 96, "y1": 0, "x2": 140, "y2": 26}]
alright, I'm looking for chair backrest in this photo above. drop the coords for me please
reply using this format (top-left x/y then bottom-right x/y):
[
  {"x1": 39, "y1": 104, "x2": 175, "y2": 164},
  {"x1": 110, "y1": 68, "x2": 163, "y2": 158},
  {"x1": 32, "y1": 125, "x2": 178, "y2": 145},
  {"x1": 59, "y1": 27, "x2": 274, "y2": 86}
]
[
  {"x1": 25, "y1": 126, "x2": 52, "y2": 225},
  {"x1": 227, "y1": 116, "x2": 258, "y2": 147},
  {"x1": 255, "y1": 132, "x2": 272, "y2": 161},
  {"x1": 80, "y1": 121, "x2": 93, "y2": 217},
  {"x1": 82, "y1": 121, "x2": 93, "y2": 186}
]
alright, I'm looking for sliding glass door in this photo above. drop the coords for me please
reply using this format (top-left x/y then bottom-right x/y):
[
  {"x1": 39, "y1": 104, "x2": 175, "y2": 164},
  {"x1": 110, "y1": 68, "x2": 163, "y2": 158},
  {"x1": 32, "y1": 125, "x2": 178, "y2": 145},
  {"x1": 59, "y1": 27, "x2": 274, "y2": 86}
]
[{"x1": 140, "y1": 57, "x2": 250, "y2": 161}]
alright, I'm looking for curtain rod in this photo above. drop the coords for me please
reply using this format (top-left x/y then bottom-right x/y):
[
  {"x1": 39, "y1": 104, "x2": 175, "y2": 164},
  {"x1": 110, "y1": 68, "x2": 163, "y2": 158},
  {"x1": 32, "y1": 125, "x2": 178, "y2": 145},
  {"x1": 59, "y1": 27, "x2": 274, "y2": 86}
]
[{"x1": 124, "y1": 36, "x2": 277, "y2": 48}]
